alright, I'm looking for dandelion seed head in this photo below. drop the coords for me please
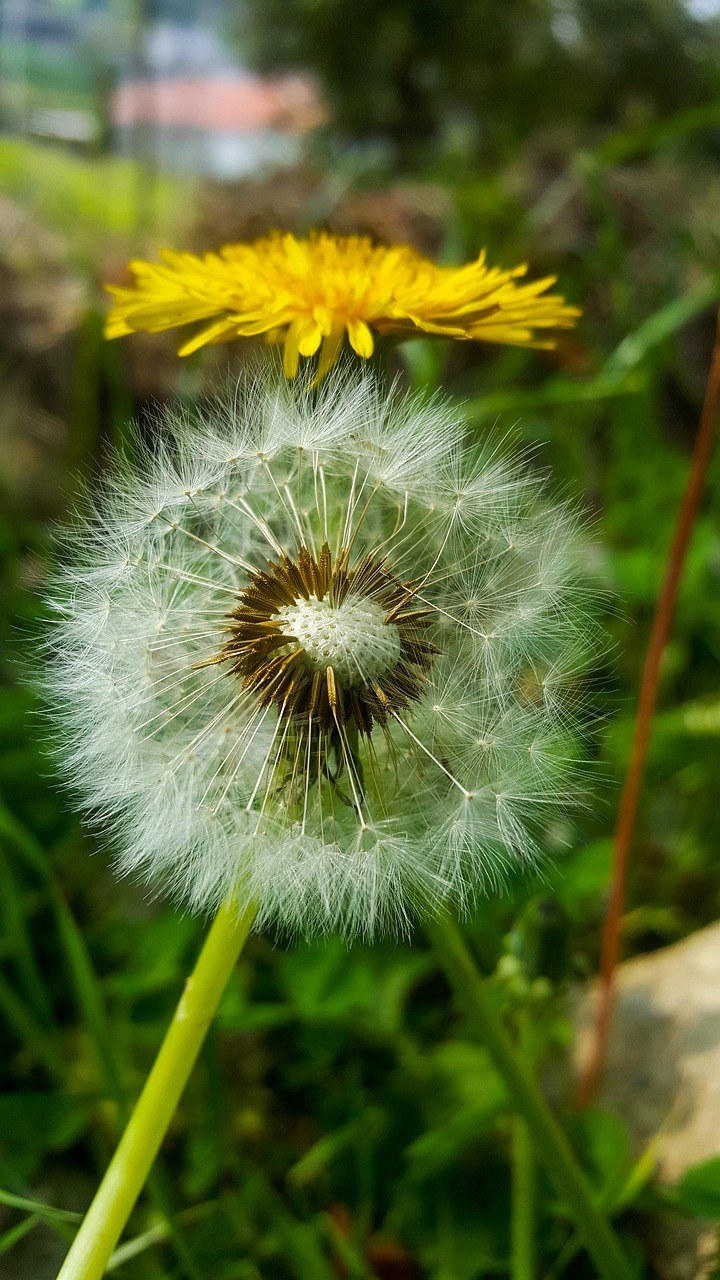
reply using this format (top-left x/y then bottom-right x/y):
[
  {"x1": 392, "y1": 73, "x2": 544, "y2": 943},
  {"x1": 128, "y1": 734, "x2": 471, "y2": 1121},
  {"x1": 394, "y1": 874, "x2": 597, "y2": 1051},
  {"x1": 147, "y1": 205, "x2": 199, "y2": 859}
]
[
  {"x1": 44, "y1": 365, "x2": 598, "y2": 939},
  {"x1": 275, "y1": 595, "x2": 401, "y2": 687}
]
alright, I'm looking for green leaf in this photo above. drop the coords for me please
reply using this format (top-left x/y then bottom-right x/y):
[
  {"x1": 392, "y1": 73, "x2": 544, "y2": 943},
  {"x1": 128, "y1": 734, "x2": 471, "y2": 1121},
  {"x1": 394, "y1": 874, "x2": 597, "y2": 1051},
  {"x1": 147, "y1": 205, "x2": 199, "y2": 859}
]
[
  {"x1": 0, "y1": 1187, "x2": 81, "y2": 1223},
  {"x1": 0, "y1": 1092, "x2": 91, "y2": 1183},
  {"x1": 549, "y1": 840, "x2": 613, "y2": 921},
  {"x1": 388, "y1": 1166, "x2": 509, "y2": 1279},
  {"x1": 404, "y1": 1101, "x2": 504, "y2": 1180},
  {"x1": 566, "y1": 1110, "x2": 631, "y2": 1208},
  {"x1": 671, "y1": 1156, "x2": 720, "y2": 1219},
  {"x1": 287, "y1": 1108, "x2": 386, "y2": 1188},
  {"x1": 0, "y1": 1213, "x2": 41, "y2": 1255},
  {"x1": 597, "y1": 276, "x2": 720, "y2": 382}
]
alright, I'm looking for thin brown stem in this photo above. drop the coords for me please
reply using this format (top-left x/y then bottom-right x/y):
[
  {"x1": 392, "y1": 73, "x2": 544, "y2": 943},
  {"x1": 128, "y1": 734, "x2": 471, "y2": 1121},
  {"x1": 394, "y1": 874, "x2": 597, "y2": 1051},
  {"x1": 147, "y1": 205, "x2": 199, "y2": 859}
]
[{"x1": 576, "y1": 309, "x2": 720, "y2": 1107}]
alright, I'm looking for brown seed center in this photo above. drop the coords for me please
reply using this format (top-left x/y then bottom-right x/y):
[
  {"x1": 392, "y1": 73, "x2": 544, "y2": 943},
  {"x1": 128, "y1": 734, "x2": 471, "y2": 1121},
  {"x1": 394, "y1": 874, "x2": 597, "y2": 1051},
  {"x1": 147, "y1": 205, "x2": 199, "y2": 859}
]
[{"x1": 216, "y1": 542, "x2": 437, "y2": 734}]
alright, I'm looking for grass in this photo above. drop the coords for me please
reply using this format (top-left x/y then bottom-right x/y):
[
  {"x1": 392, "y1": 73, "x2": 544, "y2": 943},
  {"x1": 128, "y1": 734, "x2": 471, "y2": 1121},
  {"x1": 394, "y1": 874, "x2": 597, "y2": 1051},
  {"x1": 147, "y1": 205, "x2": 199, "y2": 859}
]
[
  {"x1": 3, "y1": 65, "x2": 720, "y2": 1275},
  {"x1": 0, "y1": 137, "x2": 195, "y2": 260}
]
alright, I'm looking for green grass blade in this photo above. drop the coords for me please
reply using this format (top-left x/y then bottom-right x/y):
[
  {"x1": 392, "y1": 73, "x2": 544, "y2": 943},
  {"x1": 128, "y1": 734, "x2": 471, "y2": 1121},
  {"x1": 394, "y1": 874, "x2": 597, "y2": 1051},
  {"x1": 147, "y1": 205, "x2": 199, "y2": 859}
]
[
  {"x1": 0, "y1": 841, "x2": 54, "y2": 1028},
  {"x1": 0, "y1": 800, "x2": 202, "y2": 1278},
  {"x1": 0, "y1": 970, "x2": 62, "y2": 1081},
  {"x1": 0, "y1": 1188, "x2": 81, "y2": 1223},
  {"x1": 0, "y1": 1213, "x2": 41, "y2": 1255}
]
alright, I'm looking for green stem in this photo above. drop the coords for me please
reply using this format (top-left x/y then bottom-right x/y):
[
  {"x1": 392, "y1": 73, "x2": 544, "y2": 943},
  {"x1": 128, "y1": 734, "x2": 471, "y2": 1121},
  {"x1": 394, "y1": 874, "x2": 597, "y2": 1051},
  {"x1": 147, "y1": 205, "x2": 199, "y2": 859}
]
[
  {"x1": 511, "y1": 1113, "x2": 535, "y2": 1280},
  {"x1": 425, "y1": 915, "x2": 634, "y2": 1280},
  {"x1": 56, "y1": 898, "x2": 256, "y2": 1280},
  {"x1": 511, "y1": 1011, "x2": 535, "y2": 1280}
]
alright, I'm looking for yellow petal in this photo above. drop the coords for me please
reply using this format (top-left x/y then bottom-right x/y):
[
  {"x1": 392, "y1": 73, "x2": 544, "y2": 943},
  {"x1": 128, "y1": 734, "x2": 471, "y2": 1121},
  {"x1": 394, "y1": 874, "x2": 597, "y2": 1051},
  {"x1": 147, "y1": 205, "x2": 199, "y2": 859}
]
[
  {"x1": 103, "y1": 232, "x2": 579, "y2": 364},
  {"x1": 178, "y1": 318, "x2": 241, "y2": 356},
  {"x1": 283, "y1": 321, "x2": 302, "y2": 378},
  {"x1": 313, "y1": 304, "x2": 334, "y2": 335},
  {"x1": 283, "y1": 234, "x2": 309, "y2": 273},
  {"x1": 314, "y1": 327, "x2": 345, "y2": 382},
  {"x1": 103, "y1": 318, "x2": 133, "y2": 339},
  {"x1": 346, "y1": 319, "x2": 374, "y2": 359},
  {"x1": 297, "y1": 321, "x2": 323, "y2": 357}
]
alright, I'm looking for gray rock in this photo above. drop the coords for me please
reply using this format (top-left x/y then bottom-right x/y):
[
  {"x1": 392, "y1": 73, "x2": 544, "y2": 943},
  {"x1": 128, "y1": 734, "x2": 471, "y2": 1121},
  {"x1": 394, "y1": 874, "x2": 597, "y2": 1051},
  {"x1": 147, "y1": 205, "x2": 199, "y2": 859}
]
[{"x1": 575, "y1": 922, "x2": 720, "y2": 1279}]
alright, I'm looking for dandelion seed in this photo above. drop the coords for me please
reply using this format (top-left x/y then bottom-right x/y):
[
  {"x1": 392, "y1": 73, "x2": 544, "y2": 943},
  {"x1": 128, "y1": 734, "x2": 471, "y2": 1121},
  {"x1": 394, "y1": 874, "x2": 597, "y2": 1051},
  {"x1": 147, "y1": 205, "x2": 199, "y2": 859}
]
[
  {"x1": 45, "y1": 366, "x2": 595, "y2": 938},
  {"x1": 104, "y1": 231, "x2": 580, "y2": 379}
]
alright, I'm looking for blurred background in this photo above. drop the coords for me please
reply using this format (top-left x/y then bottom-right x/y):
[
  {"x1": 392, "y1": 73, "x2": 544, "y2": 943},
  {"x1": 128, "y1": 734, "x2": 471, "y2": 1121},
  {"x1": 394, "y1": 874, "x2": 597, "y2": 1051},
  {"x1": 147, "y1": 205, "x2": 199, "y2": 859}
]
[{"x1": 2, "y1": 2, "x2": 720, "y2": 1277}]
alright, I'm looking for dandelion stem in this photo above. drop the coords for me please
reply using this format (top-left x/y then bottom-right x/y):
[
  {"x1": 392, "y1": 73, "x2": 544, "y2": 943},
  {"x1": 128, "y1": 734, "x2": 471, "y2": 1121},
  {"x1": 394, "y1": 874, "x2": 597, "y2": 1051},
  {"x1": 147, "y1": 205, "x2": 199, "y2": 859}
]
[
  {"x1": 511, "y1": 1010, "x2": 536, "y2": 1280},
  {"x1": 576, "y1": 308, "x2": 720, "y2": 1107},
  {"x1": 56, "y1": 898, "x2": 256, "y2": 1280},
  {"x1": 426, "y1": 914, "x2": 635, "y2": 1280}
]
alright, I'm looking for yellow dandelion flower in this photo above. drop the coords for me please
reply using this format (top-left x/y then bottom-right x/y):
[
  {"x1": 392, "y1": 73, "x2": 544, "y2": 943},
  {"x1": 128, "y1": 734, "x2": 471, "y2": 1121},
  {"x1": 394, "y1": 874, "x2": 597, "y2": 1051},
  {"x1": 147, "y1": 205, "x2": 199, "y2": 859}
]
[{"x1": 105, "y1": 231, "x2": 580, "y2": 379}]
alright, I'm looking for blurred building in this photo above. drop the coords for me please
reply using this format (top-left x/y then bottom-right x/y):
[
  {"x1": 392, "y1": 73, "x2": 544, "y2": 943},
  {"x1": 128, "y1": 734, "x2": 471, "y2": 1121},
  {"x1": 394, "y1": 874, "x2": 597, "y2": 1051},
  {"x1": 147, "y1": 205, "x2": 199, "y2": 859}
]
[
  {"x1": 1, "y1": 7, "x2": 323, "y2": 179},
  {"x1": 111, "y1": 68, "x2": 324, "y2": 180}
]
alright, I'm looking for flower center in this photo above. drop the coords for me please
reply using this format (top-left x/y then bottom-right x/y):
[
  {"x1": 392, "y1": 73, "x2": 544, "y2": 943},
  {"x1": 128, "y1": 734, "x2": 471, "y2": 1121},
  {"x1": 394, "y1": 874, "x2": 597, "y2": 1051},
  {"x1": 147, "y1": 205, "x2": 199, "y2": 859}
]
[
  {"x1": 275, "y1": 594, "x2": 402, "y2": 688},
  {"x1": 214, "y1": 542, "x2": 437, "y2": 735}
]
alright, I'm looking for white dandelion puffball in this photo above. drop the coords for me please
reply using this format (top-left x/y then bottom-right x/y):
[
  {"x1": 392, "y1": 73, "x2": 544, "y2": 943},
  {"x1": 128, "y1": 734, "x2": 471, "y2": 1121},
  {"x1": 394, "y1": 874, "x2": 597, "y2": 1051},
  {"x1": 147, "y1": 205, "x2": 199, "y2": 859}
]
[{"x1": 46, "y1": 368, "x2": 596, "y2": 938}]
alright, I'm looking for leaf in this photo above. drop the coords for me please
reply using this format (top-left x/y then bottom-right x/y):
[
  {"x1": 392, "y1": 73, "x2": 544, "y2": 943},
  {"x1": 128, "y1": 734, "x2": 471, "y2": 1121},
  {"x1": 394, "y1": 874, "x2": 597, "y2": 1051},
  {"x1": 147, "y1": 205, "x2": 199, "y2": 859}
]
[
  {"x1": 597, "y1": 276, "x2": 720, "y2": 382},
  {"x1": 0, "y1": 1214, "x2": 41, "y2": 1255},
  {"x1": 565, "y1": 1110, "x2": 631, "y2": 1208},
  {"x1": 404, "y1": 1101, "x2": 504, "y2": 1180},
  {"x1": 287, "y1": 1109, "x2": 386, "y2": 1188},
  {"x1": 0, "y1": 1092, "x2": 91, "y2": 1183},
  {"x1": 671, "y1": 1156, "x2": 720, "y2": 1219},
  {"x1": 275, "y1": 937, "x2": 428, "y2": 1032},
  {"x1": 423, "y1": 1041, "x2": 506, "y2": 1115},
  {"x1": 0, "y1": 1187, "x2": 80, "y2": 1223},
  {"x1": 549, "y1": 840, "x2": 613, "y2": 921},
  {"x1": 387, "y1": 1164, "x2": 510, "y2": 1279}
]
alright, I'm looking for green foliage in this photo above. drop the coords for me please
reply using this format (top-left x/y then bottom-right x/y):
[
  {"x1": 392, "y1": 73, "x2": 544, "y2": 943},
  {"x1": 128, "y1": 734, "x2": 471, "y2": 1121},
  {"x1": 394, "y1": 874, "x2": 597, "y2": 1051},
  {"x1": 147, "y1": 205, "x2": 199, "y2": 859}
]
[
  {"x1": 236, "y1": 0, "x2": 720, "y2": 166},
  {"x1": 0, "y1": 138, "x2": 193, "y2": 259},
  {"x1": 668, "y1": 1157, "x2": 720, "y2": 1219},
  {"x1": 3, "y1": 2, "x2": 720, "y2": 1275}
]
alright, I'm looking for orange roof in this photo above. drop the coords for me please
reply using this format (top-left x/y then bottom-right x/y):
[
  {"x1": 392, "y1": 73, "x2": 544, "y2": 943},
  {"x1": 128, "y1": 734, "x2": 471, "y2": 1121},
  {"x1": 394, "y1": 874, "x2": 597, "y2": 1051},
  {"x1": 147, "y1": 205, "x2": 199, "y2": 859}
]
[{"x1": 112, "y1": 73, "x2": 324, "y2": 134}]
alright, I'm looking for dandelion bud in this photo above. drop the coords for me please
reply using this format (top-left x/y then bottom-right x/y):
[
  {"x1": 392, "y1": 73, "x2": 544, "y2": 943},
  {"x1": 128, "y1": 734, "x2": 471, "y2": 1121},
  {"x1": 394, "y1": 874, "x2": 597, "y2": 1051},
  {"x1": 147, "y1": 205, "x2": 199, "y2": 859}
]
[
  {"x1": 508, "y1": 897, "x2": 571, "y2": 985},
  {"x1": 45, "y1": 367, "x2": 597, "y2": 939}
]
